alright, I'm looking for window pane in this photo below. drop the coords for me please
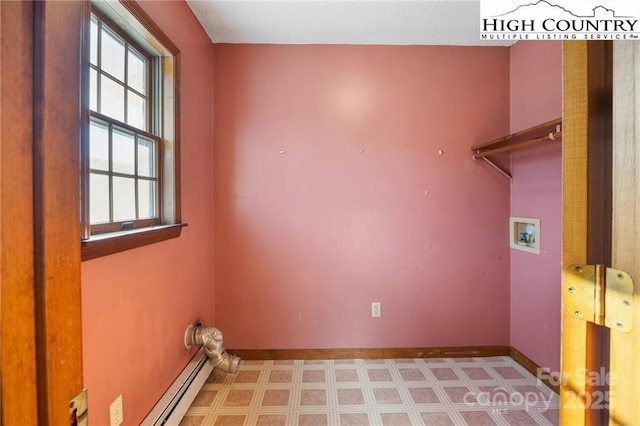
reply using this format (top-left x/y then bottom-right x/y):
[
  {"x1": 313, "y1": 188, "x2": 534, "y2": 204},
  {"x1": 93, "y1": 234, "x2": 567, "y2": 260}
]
[
  {"x1": 89, "y1": 173, "x2": 110, "y2": 224},
  {"x1": 89, "y1": 120, "x2": 109, "y2": 171},
  {"x1": 90, "y1": 68, "x2": 98, "y2": 111},
  {"x1": 90, "y1": 18, "x2": 98, "y2": 66},
  {"x1": 86, "y1": 13, "x2": 174, "y2": 237},
  {"x1": 113, "y1": 176, "x2": 136, "y2": 221},
  {"x1": 137, "y1": 137, "x2": 155, "y2": 177},
  {"x1": 128, "y1": 49, "x2": 146, "y2": 94},
  {"x1": 138, "y1": 180, "x2": 156, "y2": 219},
  {"x1": 112, "y1": 129, "x2": 135, "y2": 175},
  {"x1": 100, "y1": 76, "x2": 125, "y2": 122},
  {"x1": 100, "y1": 27, "x2": 125, "y2": 81},
  {"x1": 127, "y1": 90, "x2": 146, "y2": 130}
]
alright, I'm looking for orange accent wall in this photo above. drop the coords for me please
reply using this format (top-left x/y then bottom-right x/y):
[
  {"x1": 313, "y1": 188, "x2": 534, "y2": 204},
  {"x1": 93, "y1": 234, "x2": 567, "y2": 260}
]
[
  {"x1": 212, "y1": 44, "x2": 512, "y2": 350},
  {"x1": 80, "y1": 2, "x2": 214, "y2": 424}
]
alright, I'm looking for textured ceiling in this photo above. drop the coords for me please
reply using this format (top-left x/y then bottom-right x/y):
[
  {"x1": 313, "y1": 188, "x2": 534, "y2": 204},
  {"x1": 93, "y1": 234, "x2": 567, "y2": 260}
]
[{"x1": 186, "y1": 1, "x2": 515, "y2": 46}]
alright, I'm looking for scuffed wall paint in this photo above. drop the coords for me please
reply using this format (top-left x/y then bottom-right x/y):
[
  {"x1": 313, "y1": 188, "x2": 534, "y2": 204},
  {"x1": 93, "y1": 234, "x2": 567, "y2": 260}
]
[{"x1": 213, "y1": 44, "x2": 511, "y2": 350}]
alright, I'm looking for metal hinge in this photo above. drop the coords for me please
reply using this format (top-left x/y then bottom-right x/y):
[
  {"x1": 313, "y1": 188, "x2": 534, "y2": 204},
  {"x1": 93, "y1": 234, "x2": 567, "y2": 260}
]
[
  {"x1": 70, "y1": 389, "x2": 88, "y2": 426},
  {"x1": 564, "y1": 264, "x2": 634, "y2": 332}
]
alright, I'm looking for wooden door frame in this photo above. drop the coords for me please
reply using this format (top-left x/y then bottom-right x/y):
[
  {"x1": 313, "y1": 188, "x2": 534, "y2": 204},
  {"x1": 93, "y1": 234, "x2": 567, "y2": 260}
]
[
  {"x1": 561, "y1": 41, "x2": 613, "y2": 425},
  {"x1": 610, "y1": 40, "x2": 640, "y2": 426},
  {"x1": 32, "y1": 0, "x2": 86, "y2": 423},
  {"x1": 1, "y1": 1, "x2": 86, "y2": 424},
  {"x1": 1, "y1": 1, "x2": 39, "y2": 423}
]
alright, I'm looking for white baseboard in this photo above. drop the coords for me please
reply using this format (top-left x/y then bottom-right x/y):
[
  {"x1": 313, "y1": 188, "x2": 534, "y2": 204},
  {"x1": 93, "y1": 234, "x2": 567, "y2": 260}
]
[{"x1": 141, "y1": 348, "x2": 214, "y2": 426}]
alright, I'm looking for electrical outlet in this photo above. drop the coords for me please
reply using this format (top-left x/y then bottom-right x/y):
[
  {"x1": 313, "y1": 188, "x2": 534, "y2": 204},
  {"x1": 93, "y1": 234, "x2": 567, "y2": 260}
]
[
  {"x1": 110, "y1": 394, "x2": 123, "y2": 426},
  {"x1": 371, "y1": 302, "x2": 381, "y2": 317}
]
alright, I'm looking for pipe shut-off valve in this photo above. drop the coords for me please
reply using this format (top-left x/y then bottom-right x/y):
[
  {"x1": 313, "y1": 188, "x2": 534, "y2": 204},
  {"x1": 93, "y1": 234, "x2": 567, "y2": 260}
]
[{"x1": 184, "y1": 325, "x2": 241, "y2": 374}]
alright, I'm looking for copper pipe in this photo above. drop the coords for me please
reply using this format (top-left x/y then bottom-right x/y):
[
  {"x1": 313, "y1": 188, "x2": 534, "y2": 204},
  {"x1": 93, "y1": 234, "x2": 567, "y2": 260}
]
[{"x1": 184, "y1": 325, "x2": 241, "y2": 374}]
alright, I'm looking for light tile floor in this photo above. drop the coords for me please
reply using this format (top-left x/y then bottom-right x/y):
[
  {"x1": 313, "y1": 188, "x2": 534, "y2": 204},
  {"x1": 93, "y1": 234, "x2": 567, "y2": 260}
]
[{"x1": 180, "y1": 356, "x2": 559, "y2": 426}]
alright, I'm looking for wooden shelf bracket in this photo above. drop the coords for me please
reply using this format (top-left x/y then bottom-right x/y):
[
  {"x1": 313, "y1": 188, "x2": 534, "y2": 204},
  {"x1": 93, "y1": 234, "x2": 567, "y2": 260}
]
[{"x1": 471, "y1": 117, "x2": 562, "y2": 179}]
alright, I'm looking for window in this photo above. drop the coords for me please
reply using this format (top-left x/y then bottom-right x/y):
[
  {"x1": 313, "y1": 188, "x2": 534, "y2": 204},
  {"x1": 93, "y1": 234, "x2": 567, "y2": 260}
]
[
  {"x1": 89, "y1": 13, "x2": 158, "y2": 232},
  {"x1": 82, "y1": 1, "x2": 183, "y2": 260}
]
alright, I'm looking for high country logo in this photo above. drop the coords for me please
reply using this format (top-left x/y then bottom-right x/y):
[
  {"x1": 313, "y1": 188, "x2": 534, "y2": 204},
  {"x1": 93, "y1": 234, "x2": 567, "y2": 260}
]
[{"x1": 480, "y1": 0, "x2": 640, "y2": 40}]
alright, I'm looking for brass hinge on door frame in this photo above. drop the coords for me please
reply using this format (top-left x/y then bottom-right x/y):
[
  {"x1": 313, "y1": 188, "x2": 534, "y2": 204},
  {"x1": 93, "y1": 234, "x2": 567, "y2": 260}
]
[
  {"x1": 70, "y1": 389, "x2": 88, "y2": 426},
  {"x1": 564, "y1": 264, "x2": 634, "y2": 332}
]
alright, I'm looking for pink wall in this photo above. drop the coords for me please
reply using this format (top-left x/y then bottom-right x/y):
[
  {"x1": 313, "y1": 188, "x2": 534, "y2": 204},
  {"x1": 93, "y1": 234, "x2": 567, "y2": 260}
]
[
  {"x1": 81, "y1": 2, "x2": 214, "y2": 424},
  {"x1": 509, "y1": 41, "x2": 562, "y2": 372},
  {"x1": 213, "y1": 45, "x2": 512, "y2": 350}
]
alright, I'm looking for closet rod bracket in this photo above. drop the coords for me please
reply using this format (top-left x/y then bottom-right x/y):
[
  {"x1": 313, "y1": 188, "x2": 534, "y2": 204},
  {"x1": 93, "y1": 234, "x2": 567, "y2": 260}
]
[{"x1": 473, "y1": 155, "x2": 512, "y2": 180}]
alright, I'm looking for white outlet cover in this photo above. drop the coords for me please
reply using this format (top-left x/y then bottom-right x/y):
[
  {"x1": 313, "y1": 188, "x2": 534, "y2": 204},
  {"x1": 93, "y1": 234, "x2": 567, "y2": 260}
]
[
  {"x1": 371, "y1": 302, "x2": 381, "y2": 317},
  {"x1": 110, "y1": 394, "x2": 123, "y2": 426}
]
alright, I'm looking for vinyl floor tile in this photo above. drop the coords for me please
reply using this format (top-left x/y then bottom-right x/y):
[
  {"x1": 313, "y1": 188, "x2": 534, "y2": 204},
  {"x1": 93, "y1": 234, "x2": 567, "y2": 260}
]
[{"x1": 181, "y1": 357, "x2": 558, "y2": 425}]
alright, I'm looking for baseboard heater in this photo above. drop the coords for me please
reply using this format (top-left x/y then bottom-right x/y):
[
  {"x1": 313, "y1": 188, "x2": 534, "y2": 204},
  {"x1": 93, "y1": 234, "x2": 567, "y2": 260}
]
[{"x1": 141, "y1": 348, "x2": 213, "y2": 426}]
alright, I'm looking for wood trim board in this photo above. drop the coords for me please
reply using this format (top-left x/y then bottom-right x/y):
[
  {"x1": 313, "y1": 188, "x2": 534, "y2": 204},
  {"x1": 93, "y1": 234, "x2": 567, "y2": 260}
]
[
  {"x1": 228, "y1": 346, "x2": 510, "y2": 361},
  {"x1": 509, "y1": 347, "x2": 559, "y2": 394}
]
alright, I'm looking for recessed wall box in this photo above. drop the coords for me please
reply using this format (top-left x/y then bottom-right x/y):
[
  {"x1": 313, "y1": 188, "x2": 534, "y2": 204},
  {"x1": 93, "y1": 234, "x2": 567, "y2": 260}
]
[{"x1": 509, "y1": 217, "x2": 540, "y2": 254}]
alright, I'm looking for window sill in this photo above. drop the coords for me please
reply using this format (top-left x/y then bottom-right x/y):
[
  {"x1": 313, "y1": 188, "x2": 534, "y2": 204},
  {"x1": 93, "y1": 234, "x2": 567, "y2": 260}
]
[{"x1": 81, "y1": 223, "x2": 187, "y2": 261}]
